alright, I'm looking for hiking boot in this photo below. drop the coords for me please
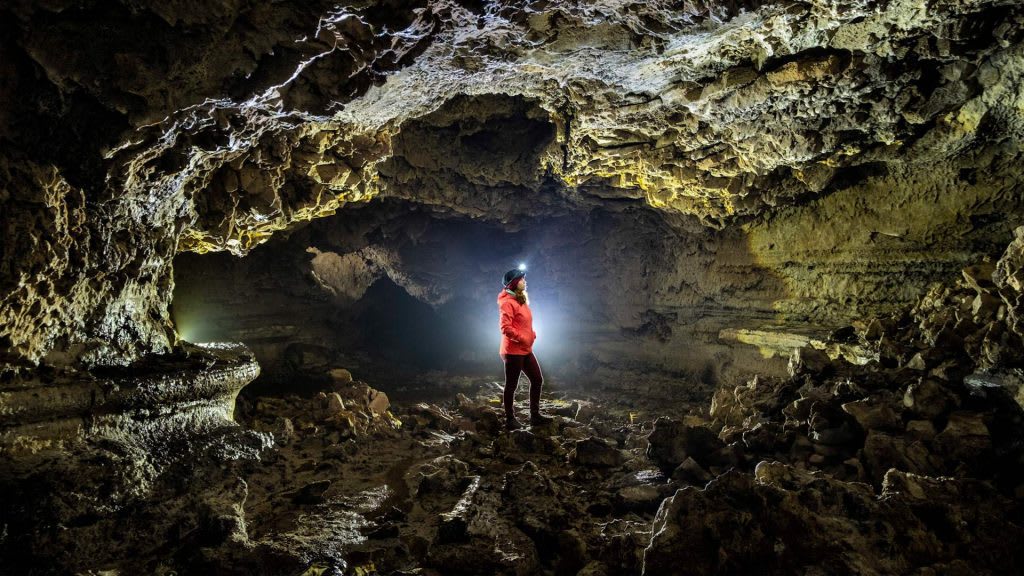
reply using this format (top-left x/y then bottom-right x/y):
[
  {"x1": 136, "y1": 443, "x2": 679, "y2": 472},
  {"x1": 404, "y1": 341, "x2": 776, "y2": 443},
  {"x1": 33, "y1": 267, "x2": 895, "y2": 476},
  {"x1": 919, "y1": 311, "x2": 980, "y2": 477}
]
[
  {"x1": 530, "y1": 412, "x2": 554, "y2": 426},
  {"x1": 506, "y1": 416, "x2": 525, "y2": 431}
]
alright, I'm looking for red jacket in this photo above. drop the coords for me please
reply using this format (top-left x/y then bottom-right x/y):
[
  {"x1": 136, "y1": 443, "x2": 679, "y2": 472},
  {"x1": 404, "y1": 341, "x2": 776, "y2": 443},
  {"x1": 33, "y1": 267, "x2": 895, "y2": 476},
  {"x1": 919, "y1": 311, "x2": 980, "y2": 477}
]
[{"x1": 497, "y1": 289, "x2": 535, "y2": 355}]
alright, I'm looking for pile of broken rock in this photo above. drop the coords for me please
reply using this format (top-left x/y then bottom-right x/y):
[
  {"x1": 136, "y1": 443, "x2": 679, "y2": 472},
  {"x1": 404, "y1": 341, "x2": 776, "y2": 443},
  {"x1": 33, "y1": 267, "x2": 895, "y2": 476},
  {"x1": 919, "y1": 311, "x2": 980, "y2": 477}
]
[
  {"x1": 62, "y1": 229, "x2": 1024, "y2": 575},
  {"x1": 642, "y1": 228, "x2": 1024, "y2": 575}
]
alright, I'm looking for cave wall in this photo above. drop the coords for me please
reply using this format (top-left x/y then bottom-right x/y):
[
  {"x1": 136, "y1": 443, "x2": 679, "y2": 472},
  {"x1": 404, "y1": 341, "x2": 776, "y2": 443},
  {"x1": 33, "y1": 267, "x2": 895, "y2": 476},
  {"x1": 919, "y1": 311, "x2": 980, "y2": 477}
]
[
  {"x1": 4, "y1": 0, "x2": 1024, "y2": 374},
  {"x1": 173, "y1": 146, "x2": 1024, "y2": 392}
]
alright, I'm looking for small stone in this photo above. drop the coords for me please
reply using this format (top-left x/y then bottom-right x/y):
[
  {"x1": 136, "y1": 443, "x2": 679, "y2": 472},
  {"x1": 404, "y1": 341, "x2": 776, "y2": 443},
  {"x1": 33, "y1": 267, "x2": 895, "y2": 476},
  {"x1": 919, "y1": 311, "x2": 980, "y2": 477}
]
[
  {"x1": 972, "y1": 292, "x2": 1001, "y2": 321},
  {"x1": 864, "y1": 318, "x2": 886, "y2": 341},
  {"x1": 329, "y1": 367, "x2": 353, "y2": 383},
  {"x1": 615, "y1": 485, "x2": 664, "y2": 512},
  {"x1": 962, "y1": 262, "x2": 996, "y2": 293},
  {"x1": 367, "y1": 389, "x2": 390, "y2": 415},
  {"x1": 905, "y1": 353, "x2": 928, "y2": 371},
  {"x1": 326, "y1": 392, "x2": 346, "y2": 413}
]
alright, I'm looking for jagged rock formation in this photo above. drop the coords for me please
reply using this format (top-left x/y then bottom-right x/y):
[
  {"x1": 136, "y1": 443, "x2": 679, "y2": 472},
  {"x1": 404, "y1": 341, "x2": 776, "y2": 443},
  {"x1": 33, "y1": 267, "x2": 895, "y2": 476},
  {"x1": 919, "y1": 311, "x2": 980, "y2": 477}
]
[{"x1": 3, "y1": 0, "x2": 1024, "y2": 370}]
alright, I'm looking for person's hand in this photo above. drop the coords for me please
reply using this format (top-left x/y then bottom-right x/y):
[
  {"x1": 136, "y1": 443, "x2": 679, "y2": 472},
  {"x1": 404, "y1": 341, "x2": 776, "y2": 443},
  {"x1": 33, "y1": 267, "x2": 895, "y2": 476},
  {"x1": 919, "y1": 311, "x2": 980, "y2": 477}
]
[{"x1": 531, "y1": 330, "x2": 537, "y2": 344}]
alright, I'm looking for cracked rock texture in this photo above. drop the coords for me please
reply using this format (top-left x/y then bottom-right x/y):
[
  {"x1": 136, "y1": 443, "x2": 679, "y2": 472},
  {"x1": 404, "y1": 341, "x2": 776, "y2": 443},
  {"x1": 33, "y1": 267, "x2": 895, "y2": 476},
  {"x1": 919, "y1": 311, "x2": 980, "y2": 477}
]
[{"x1": 2, "y1": 0, "x2": 1024, "y2": 371}]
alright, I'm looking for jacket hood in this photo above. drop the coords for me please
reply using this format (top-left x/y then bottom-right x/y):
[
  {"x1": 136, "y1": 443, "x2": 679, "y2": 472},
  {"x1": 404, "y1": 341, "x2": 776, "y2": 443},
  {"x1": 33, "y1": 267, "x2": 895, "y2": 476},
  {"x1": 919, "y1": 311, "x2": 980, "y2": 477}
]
[{"x1": 497, "y1": 289, "x2": 515, "y2": 304}]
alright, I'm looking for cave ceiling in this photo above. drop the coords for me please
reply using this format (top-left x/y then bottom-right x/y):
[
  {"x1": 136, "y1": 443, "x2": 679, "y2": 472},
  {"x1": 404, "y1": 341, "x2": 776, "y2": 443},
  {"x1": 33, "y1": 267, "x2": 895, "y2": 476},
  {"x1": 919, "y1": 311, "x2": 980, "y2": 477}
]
[
  {"x1": 2, "y1": 0, "x2": 1024, "y2": 366},
  {"x1": 8, "y1": 0, "x2": 1024, "y2": 247}
]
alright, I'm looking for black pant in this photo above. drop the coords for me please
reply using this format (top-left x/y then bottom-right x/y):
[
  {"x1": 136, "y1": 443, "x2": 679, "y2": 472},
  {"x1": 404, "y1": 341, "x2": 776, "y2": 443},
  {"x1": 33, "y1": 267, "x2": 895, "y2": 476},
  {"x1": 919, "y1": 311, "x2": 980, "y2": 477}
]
[{"x1": 501, "y1": 352, "x2": 543, "y2": 418}]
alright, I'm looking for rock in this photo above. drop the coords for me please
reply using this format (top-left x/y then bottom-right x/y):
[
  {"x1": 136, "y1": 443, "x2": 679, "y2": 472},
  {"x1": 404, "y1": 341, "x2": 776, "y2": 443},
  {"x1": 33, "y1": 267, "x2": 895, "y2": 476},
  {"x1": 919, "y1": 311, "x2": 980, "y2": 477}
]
[
  {"x1": 841, "y1": 393, "x2": 902, "y2": 431},
  {"x1": 965, "y1": 369, "x2": 1024, "y2": 411},
  {"x1": 493, "y1": 429, "x2": 564, "y2": 460},
  {"x1": 646, "y1": 418, "x2": 725, "y2": 473},
  {"x1": 808, "y1": 424, "x2": 857, "y2": 446},
  {"x1": 283, "y1": 343, "x2": 335, "y2": 375},
  {"x1": 903, "y1": 378, "x2": 959, "y2": 420},
  {"x1": 570, "y1": 437, "x2": 626, "y2": 468},
  {"x1": 502, "y1": 461, "x2": 578, "y2": 542},
  {"x1": 438, "y1": 476, "x2": 482, "y2": 543},
  {"x1": 416, "y1": 456, "x2": 471, "y2": 497},
  {"x1": 328, "y1": 368, "x2": 353, "y2": 384},
  {"x1": 406, "y1": 403, "x2": 454, "y2": 432},
  {"x1": 671, "y1": 457, "x2": 712, "y2": 486},
  {"x1": 325, "y1": 392, "x2": 346, "y2": 413},
  {"x1": 552, "y1": 401, "x2": 582, "y2": 419},
  {"x1": 904, "y1": 352, "x2": 929, "y2": 371},
  {"x1": 905, "y1": 419, "x2": 937, "y2": 441},
  {"x1": 367, "y1": 389, "x2": 390, "y2": 415},
  {"x1": 615, "y1": 485, "x2": 666, "y2": 513},
  {"x1": 861, "y1": 431, "x2": 937, "y2": 484},
  {"x1": 644, "y1": 466, "x2": 907, "y2": 576},
  {"x1": 863, "y1": 318, "x2": 887, "y2": 341},
  {"x1": 740, "y1": 422, "x2": 788, "y2": 453},
  {"x1": 962, "y1": 262, "x2": 996, "y2": 293},
  {"x1": 576, "y1": 561, "x2": 612, "y2": 576},
  {"x1": 933, "y1": 411, "x2": 991, "y2": 462},
  {"x1": 787, "y1": 347, "x2": 832, "y2": 378},
  {"x1": 828, "y1": 325, "x2": 857, "y2": 343},
  {"x1": 972, "y1": 292, "x2": 1001, "y2": 322},
  {"x1": 285, "y1": 480, "x2": 332, "y2": 505}
]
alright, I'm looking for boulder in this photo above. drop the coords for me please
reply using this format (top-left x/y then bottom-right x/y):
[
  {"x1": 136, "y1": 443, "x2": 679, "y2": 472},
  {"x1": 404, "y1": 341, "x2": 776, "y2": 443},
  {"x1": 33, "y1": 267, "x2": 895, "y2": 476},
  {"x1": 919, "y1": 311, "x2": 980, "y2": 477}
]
[
  {"x1": 841, "y1": 393, "x2": 903, "y2": 432},
  {"x1": 862, "y1": 431, "x2": 937, "y2": 484},
  {"x1": 671, "y1": 457, "x2": 712, "y2": 486},
  {"x1": 787, "y1": 346, "x2": 832, "y2": 378},
  {"x1": 933, "y1": 411, "x2": 991, "y2": 462},
  {"x1": 903, "y1": 378, "x2": 959, "y2": 420},
  {"x1": 570, "y1": 437, "x2": 626, "y2": 468},
  {"x1": 646, "y1": 418, "x2": 725, "y2": 473}
]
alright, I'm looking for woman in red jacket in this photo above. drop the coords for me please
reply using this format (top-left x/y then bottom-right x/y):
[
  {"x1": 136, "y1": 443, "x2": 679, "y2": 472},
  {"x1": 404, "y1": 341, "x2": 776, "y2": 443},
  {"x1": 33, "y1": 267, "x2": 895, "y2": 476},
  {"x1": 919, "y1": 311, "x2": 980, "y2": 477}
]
[{"x1": 497, "y1": 267, "x2": 552, "y2": 430}]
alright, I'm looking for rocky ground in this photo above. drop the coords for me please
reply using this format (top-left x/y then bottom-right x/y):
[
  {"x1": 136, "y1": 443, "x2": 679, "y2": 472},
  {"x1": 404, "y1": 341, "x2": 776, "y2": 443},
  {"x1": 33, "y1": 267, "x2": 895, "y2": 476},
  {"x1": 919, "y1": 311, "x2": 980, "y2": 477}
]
[{"x1": 117, "y1": 228, "x2": 1024, "y2": 576}]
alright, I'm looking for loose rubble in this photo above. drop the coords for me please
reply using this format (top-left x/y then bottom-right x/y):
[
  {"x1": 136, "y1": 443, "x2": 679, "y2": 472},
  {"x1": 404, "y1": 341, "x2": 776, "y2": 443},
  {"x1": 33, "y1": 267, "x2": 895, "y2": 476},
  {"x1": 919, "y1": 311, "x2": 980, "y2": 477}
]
[{"x1": 9, "y1": 233, "x2": 1024, "y2": 573}]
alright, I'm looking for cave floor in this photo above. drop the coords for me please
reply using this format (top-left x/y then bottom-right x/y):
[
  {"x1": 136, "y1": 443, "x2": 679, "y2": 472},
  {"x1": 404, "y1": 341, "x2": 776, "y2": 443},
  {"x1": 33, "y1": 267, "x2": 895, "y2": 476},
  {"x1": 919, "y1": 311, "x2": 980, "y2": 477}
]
[{"x1": 197, "y1": 378, "x2": 706, "y2": 576}]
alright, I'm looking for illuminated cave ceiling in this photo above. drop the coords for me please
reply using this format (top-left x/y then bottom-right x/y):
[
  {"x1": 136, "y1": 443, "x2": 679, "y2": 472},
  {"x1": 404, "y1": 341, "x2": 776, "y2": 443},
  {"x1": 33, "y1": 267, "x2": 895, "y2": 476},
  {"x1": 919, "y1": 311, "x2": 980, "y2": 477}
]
[{"x1": 2, "y1": 0, "x2": 1024, "y2": 368}]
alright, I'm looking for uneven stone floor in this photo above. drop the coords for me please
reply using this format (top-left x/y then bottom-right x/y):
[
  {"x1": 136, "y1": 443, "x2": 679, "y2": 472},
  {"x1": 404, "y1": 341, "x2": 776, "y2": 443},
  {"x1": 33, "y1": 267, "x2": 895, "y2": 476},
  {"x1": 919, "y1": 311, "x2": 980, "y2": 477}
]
[
  {"x1": 157, "y1": 344, "x2": 1023, "y2": 576},
  {"x1": 201, "y1": 378, "x2": 701, "y2": 576},
  {"x1": 56, "y1": 231, "x2": 1024, "y2": 576}
]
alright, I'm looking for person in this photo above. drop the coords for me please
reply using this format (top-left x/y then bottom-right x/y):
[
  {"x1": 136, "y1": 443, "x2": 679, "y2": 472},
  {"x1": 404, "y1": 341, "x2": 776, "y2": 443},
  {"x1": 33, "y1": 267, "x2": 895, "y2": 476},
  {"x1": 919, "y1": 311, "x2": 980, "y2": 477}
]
[{"x1": 497, "y1": 267, "x2": 553, "y2": 430}]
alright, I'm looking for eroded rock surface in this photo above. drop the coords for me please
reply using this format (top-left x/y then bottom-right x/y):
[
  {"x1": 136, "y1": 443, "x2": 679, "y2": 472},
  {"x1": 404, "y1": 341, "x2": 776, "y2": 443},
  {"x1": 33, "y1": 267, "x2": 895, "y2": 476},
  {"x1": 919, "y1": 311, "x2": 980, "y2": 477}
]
[{"x1": 3, "y1": 0, "x2": 1024, "y2": 371}]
